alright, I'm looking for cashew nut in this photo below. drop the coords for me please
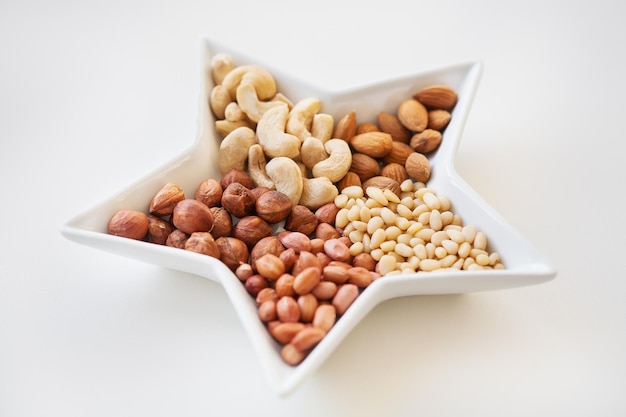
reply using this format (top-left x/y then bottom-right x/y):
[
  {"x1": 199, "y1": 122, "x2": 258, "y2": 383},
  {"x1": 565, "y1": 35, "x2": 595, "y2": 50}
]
[
  {"x1": 312, "y1": 138, "x2": 353, "y2": 183},
  {"x1": 210, "y1": 52, "x2": 234, "y2": 85},
  {"x1": 299, "y1": 177, "x2": 338, "y2": 210},
  {"x1": 215, "y1": 119, "x2": 253, "y2": 138},
  {"x1": 221, "y1": 65, "x2": 277, "y2": 101},
  {"x1": 286, "y1": 97, "x2": 322, "y2": 142},
  {"x1": 300, "y1": 137, "x2": 328, "y2": 170},
  {"x1": 273, "y1": 93, "x2": 294, "y2": 109},
  {"x1": 224, "y1": 102, "x2": 247, "y2": 122},
  {"x1": 236, "y1": 82, "x2": 285, "y2": 123},
  {"x1": 265, "y1": 157, "x2": 303, "y2": 206},
  {"x1": 218, "y1": 126, "x2": 257, "y2": 175},
  {"x1": 311, "y1": 113, "x2": 334, "y2": 142},
  {"x1": 256, "y1": 103, "x2": 301, "y2": 159},
  {"x1": 210, "y1": 85, "x2": 231, "y2": 119},
  {"x1": 248, "y1": 144, "x2": 275, "y2": 189}
]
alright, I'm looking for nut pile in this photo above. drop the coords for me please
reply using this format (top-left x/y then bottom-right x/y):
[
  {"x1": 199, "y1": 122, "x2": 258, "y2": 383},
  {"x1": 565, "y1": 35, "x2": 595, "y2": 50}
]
[{"x1": 106, "y1": 53, "x2": 503, "y2": 366}]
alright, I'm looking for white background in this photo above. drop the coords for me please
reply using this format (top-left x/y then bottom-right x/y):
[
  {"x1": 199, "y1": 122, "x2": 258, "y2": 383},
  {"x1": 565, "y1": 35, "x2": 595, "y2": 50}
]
[{"x1": 1, "y1": 0, "x2": 625, "y2": 416}]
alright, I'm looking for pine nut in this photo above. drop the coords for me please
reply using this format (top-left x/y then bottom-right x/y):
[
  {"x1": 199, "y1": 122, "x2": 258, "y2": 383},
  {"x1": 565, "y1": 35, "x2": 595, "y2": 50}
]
[
  {"x1": 342, "y1": 185, "x2": 364, "y2": 199},
  {"x1": 474, "y1": 231, "x2": 487, "y2": 250},
  {"x1": 380, "y1": 207, "x2": 396, "y2": 225},
  {"x1": 349, "y1": 241, "x2": 364, "y2": 256},
  {"x1": 366, "y1": 186, "x2": 388, "y2": 206},
  {"x1": 420, "y1": 258, "x2": 441, "y2": 272},
  {"x1": 442, "y1": 239, "x2": 459, "y2": 255},
  {"x1": 378, "y1": 254, "x2": 398, "y2": 275},
  {"x1": 367, "y1": 215, "x2": 385, "y2": 235},
  {"x1": 400, "y1": 179, "x2": 414, "y2": 192},
  {"x1": 385, "y1": 225, "x2": 402, "y2": 241},
  {"x1": 334, "y1": 193, "x2": 349, "y2": 208},
  {"x1": 383, "y1": 188, "x2": 400, "y2": 203},
  {"x1": 335, "y1": 208, "x2": 349, "y2": 228},
  {"x1": 430, "y1": 209, "x2": 443, "y2": 231},
  {"x1": 423, "y1": 192, "x2": 441, "y2": 210},
  {"x1": 395, "y1": 243, "x2": 414, "y2": 258}
]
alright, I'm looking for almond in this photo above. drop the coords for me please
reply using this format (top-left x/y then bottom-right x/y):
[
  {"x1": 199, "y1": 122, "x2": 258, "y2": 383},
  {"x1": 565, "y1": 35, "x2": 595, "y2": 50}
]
[
  {"x1": 397, "y1": 99, "x2": 428, "y2": 133},
  {"x1": 427, "y1": 109, "x2": 451, "y2": 131},
  {"x1": 405, "y1": 152, "x2": 431, "y2": 183},
  {"x1": 361, "y1": 176, "x2": 401, "y2": 197},
  {"x1": 349, "y1": 131, "x2": 393, "y2": 158},
  {"x1": 356, "y1": 122, "x2": 380, "y2": 134},
  {"x1": 333, "y1": 110, "x2": 357, "y2": 141},
  {"x1": 413, "y1": 85, "x2": 458, "y2": 110},
  {"x1": 381, "y1": 141, "x2": 415, "y2": 165},
  {"x1": 377, "y1": 112, "x2": 410, "y2": 143},
  {"x1": 410, "y1": 129, "x2": 442, "y2": 154},
  {"x1": 336, "y1": 171, "x2": 363, "y2": 191},
  {"x1": 349, "y1": 153, "x2": 380, "y2": 182},
  {"x1": 380, "y1": 163, "x2": 409, "y2": 184}
]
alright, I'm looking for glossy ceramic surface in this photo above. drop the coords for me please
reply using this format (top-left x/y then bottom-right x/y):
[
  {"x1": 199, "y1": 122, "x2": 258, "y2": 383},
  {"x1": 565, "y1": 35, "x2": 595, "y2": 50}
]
[{"x1": 61, "y1": 37, "x2": 557, "y2": 396}]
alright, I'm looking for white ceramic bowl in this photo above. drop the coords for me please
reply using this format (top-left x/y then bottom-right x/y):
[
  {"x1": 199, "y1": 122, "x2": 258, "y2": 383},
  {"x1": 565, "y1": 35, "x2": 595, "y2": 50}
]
[{"x1": 61, "y1": 37, "x2": 557, "y2": 396}]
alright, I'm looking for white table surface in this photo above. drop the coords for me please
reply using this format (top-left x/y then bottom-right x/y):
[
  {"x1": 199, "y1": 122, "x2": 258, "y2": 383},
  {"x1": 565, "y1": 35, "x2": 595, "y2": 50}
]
[{"x1": 2, "y1": 0, "x2": 625, "y2": 415}]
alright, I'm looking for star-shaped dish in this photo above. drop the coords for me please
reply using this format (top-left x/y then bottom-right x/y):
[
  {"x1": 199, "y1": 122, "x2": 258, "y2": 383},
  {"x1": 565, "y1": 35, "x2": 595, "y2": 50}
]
[{"x1": 62, "y1": 37, "x2": 557, "y2": 396}]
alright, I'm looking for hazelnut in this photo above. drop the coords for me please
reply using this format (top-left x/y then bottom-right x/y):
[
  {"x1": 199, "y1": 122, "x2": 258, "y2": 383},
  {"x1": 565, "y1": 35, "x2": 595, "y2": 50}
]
[
  {"x1": 172, "y1": 199, "x2": 215, "y2": 234},
  {"x1": 284, "y1": 205, "x2": 318, "y2": 235},
  {"x1": 221, "y1": 168, "x2": 252, "y2": 190},
  {"x1": 249, "y1": 186, "x2": 271, "y2": 201},
  {"x1": 235, "y1": 263, "x2": 254, "y2": 281},
  {"x1": 146, "y1": 214, "x2": 174, "y2": 245},
  {"x1": 194, "y1": 178, "x2": 223, "y2": 208},
  {"x1": 184, "y1": 232, "x2": 220, "y2": 258},
  {"x1": 209, "y1": 207, "x2": 232, "y2": 238},
  {"x1": 149, "y1": 183, "x2": 185, "y2": 216},
  {"x1": 232, "y1": 216, "x2": 272, "y2": 249},
  {"x1": 221, "y1": 183, "x2": 255, "y2": 218},
  {"x1": 256, "y1": 190, "x2": 293, "y2": 224},
  {"x1": 250, "y1": 236, "x2": 285, "y2": 269},
  {"x1": 165, "y1": 229, "x2": 189, "y2": 249},
  {"x1": 108, "y1": 209, "x2": 149, "y2": 240},
  {"x1": 215, "y1": 236, "x2": 249, "y2": 271}
]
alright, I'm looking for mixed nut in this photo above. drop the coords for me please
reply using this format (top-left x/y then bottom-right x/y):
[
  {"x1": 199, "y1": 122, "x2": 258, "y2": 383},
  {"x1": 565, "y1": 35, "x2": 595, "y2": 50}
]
[{"x1": 106, "y1": 53, "x2": 503, "y2": 366}]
